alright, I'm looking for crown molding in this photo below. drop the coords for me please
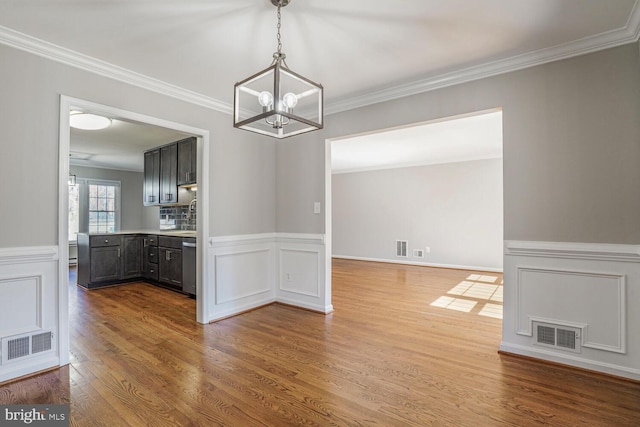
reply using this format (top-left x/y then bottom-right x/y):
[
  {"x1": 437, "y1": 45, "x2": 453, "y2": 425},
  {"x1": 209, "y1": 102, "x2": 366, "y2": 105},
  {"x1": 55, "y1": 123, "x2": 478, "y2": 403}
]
[
  {"x1": 0, "y1": 25, "x2": 233, "y2": 115},
  {"x1": 1, "y1": 1, "x2": 639, "y2": 117},
  {"x1": 325, "y1": 1, "x2": 640, "y2": 115}
]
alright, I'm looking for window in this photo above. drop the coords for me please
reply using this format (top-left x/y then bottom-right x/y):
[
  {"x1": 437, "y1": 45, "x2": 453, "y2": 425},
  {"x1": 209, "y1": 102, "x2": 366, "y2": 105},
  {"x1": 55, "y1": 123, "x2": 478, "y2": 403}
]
[
  {"x1": 68, "y1": 178, "x2": 121, "y2": 241},
  {"x1": 68, "y1": 181, "x2": 80, "y2": 242},
  {"x1": 88, "y1": 183, "x2": 118, "y2": 233}
]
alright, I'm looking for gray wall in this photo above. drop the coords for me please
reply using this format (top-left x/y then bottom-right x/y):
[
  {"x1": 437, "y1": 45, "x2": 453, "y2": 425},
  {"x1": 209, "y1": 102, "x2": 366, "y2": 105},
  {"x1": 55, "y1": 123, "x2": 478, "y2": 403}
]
[
  {"x1": 0, "y1": 43, "x2": 276, "y2": 248},
  {"x1": 69, "y1": 165, "x2": 151, "y2": 231},
  {"x1": 278, "y1": 43, "x2": 640, "y2": 245},
  {"x1": 332, "y1": 158, "x2": 503, "y2": 269}
]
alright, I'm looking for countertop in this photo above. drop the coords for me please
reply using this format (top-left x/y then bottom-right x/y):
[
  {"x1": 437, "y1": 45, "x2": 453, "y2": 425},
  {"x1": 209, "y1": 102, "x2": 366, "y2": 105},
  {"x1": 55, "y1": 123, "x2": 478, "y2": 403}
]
[{"x1": 79, "y1": 230, "x2": 197, "y2": 238}]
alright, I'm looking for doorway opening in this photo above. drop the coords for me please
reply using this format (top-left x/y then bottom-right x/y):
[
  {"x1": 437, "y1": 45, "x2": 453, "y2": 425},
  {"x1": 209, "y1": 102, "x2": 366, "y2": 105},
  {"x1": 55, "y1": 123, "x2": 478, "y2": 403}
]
[
  {"x1": 57, "y1": 96, "x2": 210, "y2": 365},
  {"x1": 326, "y1": 108, "x2": 504, "y2": 320}
]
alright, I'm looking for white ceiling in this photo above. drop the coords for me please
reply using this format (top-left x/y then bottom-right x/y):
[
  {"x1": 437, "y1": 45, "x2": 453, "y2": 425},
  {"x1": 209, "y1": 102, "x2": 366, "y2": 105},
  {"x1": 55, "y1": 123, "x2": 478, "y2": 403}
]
[
  {"x1": 70, "y1": 119, "x2": 190, "y2": 172},
  {"x1": 1, "y1": 0, "x2": 638, "y2": 170},
  {"x1": 332, "y1": 110, "x2": 503, "y2": 174}
]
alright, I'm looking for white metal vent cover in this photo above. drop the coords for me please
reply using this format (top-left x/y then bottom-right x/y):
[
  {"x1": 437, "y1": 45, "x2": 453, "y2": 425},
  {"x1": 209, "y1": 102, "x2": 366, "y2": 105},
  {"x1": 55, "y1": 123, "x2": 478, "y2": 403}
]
[
  {"x1": 532, "y1": 321, "x2": 582, "y2": 354},
  {"x1": 413, "y1": 249, "x2": 424, "y2": 258},
  {"x1": 1, "y1": 331, "x2": 54, "y2": 365},
  {"x1": 396, "y1": 240, "x2": 408, "y2": 257}
]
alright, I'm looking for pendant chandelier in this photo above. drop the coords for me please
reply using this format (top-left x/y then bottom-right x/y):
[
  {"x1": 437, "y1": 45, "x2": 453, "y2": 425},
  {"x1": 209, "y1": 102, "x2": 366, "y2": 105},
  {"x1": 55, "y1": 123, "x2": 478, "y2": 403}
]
[{"x1": 233, "y1": 0, "x2": 323, "y2": 139}]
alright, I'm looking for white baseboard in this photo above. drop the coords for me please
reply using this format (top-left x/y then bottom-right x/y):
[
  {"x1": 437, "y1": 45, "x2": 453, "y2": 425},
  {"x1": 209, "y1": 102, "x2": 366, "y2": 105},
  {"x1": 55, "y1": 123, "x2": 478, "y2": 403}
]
[
  {"x1": 277, "y1": 296, "x2": 334, "y2": 314},
  {"x1": 0, "y1": 355, "x2": 60, "y2": 384},
  {"x1": 500, "y1": 342, "x2": 640, "y2": 381},
  {"x1": 333, "y1": 255, "x2": 503, "y2": 273}
]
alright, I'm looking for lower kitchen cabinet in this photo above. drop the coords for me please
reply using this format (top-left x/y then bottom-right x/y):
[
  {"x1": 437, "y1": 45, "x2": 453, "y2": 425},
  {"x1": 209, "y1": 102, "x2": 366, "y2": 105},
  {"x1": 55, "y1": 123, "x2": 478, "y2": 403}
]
[
  {"x1": 143, "y1": 235, "x2": 159, "y2": 281},
  {"x1": 121, "y1": 235, "x2": 142, "y2": 279},
  {"x1": 158, "y1": 236, "x2": 182, "y2": 290},
  {"x1": 78, "y1": 234, "x2": 122, "y2": 288},
  {"x1": 90, "y1": 246, "x2": 121, "y2": 283},
  {"x1": 77, "y1": 233, "x2": 194, "y2": 294}
]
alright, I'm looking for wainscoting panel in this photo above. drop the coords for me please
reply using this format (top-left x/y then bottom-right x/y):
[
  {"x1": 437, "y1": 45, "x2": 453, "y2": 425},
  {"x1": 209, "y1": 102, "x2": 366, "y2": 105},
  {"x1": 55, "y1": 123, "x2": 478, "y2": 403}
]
[
  {"x1": 0, "y1": 246, "x2": 59, "y2": 383},
  {"x1": 279, "y1": 249, "x2": 319, "y2": 297},
  {"x1": 0, "y1": 276, "x2": 42, "y2": 338},
  {"x1": 207, "y1": 233, "x2": 331, "y2": 322},
  {"x1": 215, "y1": 249, "x2": 273, "y2": 304},
  {"x1": 502, "y1": 241, "x2": 640, "y2": 381},
  {"x1": 515, "y1": 267, "x2": 625, "y2": 353},
  {"x1": 277, "y1": 234, "x2": 331, "y2": 313},
  {"x1": 208, "y1": 236, "x2": 276, "y2": 322}
]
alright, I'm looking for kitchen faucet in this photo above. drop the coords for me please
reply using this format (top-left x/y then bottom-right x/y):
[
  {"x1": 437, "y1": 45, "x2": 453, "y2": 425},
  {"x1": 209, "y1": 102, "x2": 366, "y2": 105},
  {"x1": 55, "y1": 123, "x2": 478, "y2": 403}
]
[{"x1": 186, "y1": 197, "x2": 197, "y2": 221}]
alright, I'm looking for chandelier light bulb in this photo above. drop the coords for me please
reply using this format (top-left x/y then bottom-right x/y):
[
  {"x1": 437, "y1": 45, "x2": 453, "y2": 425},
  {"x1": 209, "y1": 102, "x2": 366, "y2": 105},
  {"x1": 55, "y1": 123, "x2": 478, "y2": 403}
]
[
  {"x1": 282, "y1": 92, "x2": 298, "y2": 109},
  {"x1": 258, "y1": 91, "x2": 274, "y2": 107}
]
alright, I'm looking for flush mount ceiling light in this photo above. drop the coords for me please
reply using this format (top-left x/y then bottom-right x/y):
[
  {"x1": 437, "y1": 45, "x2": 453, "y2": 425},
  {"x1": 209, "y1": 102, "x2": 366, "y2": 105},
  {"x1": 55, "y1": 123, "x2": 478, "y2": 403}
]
[
  {"x1": 69, "y1": 111, "x2": 112, "y2": 130},
  {"x1": 233, "y1": 0, "x2": 323, "y2": 139}
]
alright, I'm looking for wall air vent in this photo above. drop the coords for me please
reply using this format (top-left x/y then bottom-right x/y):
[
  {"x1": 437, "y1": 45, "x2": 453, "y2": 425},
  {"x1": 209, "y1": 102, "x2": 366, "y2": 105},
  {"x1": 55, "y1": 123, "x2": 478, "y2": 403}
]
[
  {"x1": 32, "y1": 332, "x2": 53, "y2": 354},
  {"x1": 1, "y1": 331, "x2": 54, "y2": 365},
  {"x1": 532, "y1": 321, "x2": 581, "y2": 353},
  {"x1": 7, "y1": 336, "x2": 30, "y2": 360},
  {"x1": 396, "y1": 240, "x2": 408, "y2": 257},
  {"x1": 413, "y1": 249, "x2": 424, "y2": 258}
]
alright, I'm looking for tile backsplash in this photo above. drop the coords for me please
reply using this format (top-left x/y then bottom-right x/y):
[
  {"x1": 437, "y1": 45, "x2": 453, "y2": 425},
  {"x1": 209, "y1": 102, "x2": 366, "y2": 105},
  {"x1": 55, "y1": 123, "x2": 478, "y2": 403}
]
[{"x1": 159, "y1": 205, "x2": 197, "y2": 230}]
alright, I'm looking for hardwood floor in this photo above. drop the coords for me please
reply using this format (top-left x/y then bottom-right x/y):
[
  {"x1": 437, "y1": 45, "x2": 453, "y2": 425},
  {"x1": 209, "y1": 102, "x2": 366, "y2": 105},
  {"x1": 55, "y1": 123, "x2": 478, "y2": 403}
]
[{"x1": 1, "y1": 259, "x2": 639, "y2": 426}]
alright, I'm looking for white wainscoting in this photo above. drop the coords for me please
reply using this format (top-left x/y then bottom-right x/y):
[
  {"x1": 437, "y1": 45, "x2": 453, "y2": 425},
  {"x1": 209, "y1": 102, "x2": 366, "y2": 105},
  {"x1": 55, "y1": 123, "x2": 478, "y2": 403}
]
[
  {"x1": 277, "y1": 234, "x2": 332, "y2": 313},
  {"x1": 502, "y1": 240, "x2": 640, "y2": 380},
  {"x1": 207, "y1": 233, "x2": 331, "y2": 323},
  {"x1": 207, "y1": 234, "x2": 277, "y2": 321},
  {"x1": 0, "y1": 246, "x2": 60, "y2": 383}
]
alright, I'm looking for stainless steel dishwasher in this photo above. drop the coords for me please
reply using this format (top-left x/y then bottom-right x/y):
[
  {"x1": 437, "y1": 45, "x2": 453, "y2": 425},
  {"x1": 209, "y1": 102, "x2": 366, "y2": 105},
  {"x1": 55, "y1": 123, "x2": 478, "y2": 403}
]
[{"x1": 182, "y1": 238, "x2": 196, "y2": 296}]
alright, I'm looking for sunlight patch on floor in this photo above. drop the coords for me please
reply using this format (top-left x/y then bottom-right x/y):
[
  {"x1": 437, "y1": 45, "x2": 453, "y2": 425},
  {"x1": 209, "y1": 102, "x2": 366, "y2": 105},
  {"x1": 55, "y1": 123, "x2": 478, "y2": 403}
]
[
  {"x1": 431, "y1": 274, "x2": 503, "y2": 319},
  {"x1": 430, "y1": 296, "x2": 478, "y2": 313},
  {"x1": 466, "y1": 274, "x2": 498, "y2": 283},
  {"x1": 479, "y1": 303, "x2": 503, "y2": 319}
]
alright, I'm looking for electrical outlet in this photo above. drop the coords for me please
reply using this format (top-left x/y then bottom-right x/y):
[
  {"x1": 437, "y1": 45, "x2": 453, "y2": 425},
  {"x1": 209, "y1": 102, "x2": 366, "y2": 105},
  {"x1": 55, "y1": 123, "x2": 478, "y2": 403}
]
[
  {"x1": 286, "y1": 273, "x2": 292, "y2": 281},
  {"x1": 425, "y1": 246, "x2": 431, "y2": 254}
]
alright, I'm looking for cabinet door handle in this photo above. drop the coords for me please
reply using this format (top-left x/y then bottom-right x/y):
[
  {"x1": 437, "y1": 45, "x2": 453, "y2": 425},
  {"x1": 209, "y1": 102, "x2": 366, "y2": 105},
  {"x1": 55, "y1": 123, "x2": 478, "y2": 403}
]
[
  {"x1": 117, "y1": 248, "x2": 121, "y2": 258},
  {"x1": 166, "y1": 250, "x2": 171, "y2": 261},
  {"x1": 143, "y1": 238, "x2": 148, "y2": 247},
  {"x1": 105, "y1": 239, "x2": 109, "y2": 244}
]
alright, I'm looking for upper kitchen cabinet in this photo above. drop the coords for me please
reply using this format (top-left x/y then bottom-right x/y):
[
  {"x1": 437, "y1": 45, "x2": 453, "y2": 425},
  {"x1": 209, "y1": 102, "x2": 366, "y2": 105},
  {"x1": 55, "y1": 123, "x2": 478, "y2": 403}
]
[
  {"x1": 144, "y1": 137, "x2": 196, "y2": 206},
  {"x1": 177, "y1": 137, "x2": 197, "y2": 186},
  {"x1": 143, "y1": 149, "x2": 160, "y2": 206},
  {"x1": 159, "y1": 143, "x2": 178, "y2": 204}
]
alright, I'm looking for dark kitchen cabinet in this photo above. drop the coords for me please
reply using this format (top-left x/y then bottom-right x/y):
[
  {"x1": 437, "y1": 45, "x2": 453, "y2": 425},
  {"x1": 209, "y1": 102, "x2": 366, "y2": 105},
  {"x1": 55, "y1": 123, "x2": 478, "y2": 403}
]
[
  {"x1": 78, "y1": 234, "x2": 122, "y2": 288},
  {"x1": 160, "y1": 144, "x2": 178, "y2": 204},
  {"x1": 143, "y1": 235, "x2": 159, "y2": 281},
  {"x1": 143, "y1": 149, "x2": 160, "y2": 206},
  {"x1": 77, "y1": 233, "x2": 195, "y2": 294},
  {"x1": 90, "y1": 246, "x2": 120, "y2": 283},
  {"x1": 158, "y1": 236, "x2": 182, "y2": 289},
  {"x1": 177, "y1": 137, "x2": 197, "y2": 186},
  {"x1": 121, "y1": 235, "x2": 142, "y2": 279}
]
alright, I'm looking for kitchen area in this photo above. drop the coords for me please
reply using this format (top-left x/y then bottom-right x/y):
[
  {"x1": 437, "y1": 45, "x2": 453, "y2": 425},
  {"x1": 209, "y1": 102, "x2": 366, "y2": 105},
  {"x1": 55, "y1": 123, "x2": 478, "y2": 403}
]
[{"x1": 69, "y1": 115, "x2": 199, "y2": 302}]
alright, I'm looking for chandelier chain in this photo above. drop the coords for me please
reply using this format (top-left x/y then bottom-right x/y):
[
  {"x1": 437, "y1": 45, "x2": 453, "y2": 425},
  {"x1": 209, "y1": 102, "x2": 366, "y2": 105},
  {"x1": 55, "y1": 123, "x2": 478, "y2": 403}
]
[{"x1": 276, "y1": 4, "x2": 282, "y2": 55}]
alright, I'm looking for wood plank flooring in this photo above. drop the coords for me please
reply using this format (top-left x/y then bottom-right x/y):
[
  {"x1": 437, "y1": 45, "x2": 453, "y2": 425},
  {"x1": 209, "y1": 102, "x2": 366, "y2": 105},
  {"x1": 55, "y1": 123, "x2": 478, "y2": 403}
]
[{"x1": 1, "y1": 259, "x2": 639, "y2": 426}]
